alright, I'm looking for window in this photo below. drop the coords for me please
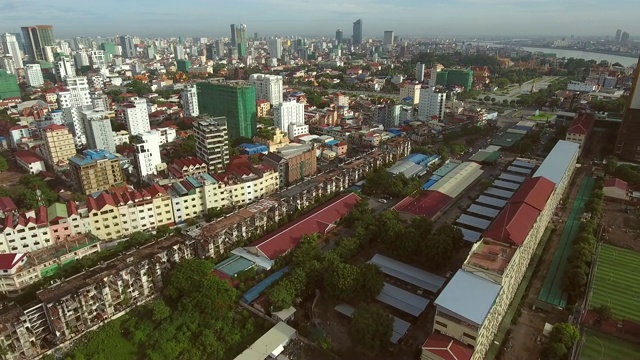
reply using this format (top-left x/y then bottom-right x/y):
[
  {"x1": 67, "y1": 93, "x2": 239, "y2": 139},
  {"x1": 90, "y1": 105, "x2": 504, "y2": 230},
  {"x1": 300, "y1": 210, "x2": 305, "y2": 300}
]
[{"x1": 463, "y1": 333, "x2": 476, "y2": 341}]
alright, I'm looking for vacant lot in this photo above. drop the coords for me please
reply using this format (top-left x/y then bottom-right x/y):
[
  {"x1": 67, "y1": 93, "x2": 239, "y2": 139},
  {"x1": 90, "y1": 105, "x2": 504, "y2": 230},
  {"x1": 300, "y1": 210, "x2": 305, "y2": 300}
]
[
  {"x1": 601, "y1": 201, "x2": 640, "y2": 251},
  {"x1": 580, "y1": 328, "x2": 640, "y2": 360}
]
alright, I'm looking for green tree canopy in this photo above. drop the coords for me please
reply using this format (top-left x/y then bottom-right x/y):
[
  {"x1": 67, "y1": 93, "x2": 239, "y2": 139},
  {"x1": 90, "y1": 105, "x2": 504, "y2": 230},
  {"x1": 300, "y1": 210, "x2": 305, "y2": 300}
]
[{"x1": 349, "y1": 304, "x2": 394, "y2": 353}]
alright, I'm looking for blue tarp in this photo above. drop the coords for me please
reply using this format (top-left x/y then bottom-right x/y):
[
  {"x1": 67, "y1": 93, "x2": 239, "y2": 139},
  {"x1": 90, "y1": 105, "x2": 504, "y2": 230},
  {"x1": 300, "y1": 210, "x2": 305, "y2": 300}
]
[
  {"x1": 422, "y1": 179, "x2": 438, "y2": 190},
  {"x1": 241, "y1": 266, "x2": 290, "y2": 304}
]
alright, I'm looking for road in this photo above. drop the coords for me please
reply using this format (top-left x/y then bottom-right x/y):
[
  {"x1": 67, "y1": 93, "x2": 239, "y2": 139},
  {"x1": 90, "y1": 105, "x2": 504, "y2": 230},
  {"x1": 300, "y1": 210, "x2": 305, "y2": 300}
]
[{"x1": 467, "y1": 76, "x2": 562, "y2": 104}]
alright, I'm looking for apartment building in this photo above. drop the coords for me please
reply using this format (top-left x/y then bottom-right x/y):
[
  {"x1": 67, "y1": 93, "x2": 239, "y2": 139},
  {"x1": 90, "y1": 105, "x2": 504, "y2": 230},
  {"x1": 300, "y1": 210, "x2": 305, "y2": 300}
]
[
  {"x1": 256, "y1": 99, "x2": 270, "y2": 118},
  {"x1": 168, "y1": 157, "x2": 208, "y2": 178},
  {"x1": 42, "y1": 124, "x2": 76, "y2": 168},
  {"x1": 134, "y1": 130, "x2": 162, "y2": 178},
  {"x1": 69, "y1": 149, "x2": 124, "y2": 195},
  {"x1": 274, "y1": 100, "x2": 305, "y2": 134},
  {"x1": 193, "y1": 116, "x2": 229, "y2": 172},
  {"x1": 123, "y1": 97, "x2": 150, "y2": 136},
  {"x1": 270, "y1": 144, "x2": 317, "y2": 186},
  {"x1": 399, "y1": 82, "x2": 421, "y2": 105},
  {"x1": 0, "y1": 207, "x2": 51, "y2": 253},
  {"x1": 249, "y1": 74, "x2": 283, "y2": 106},
  {"x1": 82, "y1": 109, "x2": 115, "y2": 153},
  {"x1": 47, "y1": 201, "x2": 90, "y2": 242},
  {"x1": 25, "y1": 64, "x2": 44, "y2": 87},
  {"x1": 181, "y1": 84, "x2": 199, "y2": 117}
]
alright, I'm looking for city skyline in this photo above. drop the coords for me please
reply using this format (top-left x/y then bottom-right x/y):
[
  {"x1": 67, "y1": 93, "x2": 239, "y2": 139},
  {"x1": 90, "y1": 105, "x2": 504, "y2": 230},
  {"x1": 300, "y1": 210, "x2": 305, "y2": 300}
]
[{"x1": 1, "y1": 0, "x2": 640, "y2": 38}]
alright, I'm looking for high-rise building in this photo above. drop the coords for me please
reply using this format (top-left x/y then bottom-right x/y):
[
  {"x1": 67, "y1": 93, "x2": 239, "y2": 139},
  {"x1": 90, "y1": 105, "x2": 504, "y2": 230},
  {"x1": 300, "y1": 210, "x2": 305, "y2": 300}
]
[
  {"x1": 58, "y1": 76, "x2": 91, "y2": 109},
  {"x1": 176, "y1": 59, "x2": 191, "y2": 73},
  {"x1": 383, "y1": 31, "x2": 394, "y2": 46},
  {"x1": 55, "y1": 55, "x2": 76, "y2": 82},
  {"x1": 418, "y1": 86, "x2": 446, "y2": 121},
  {"x1": 89, "y1": 50, "x2": 107, "y2": 69},
  {"x1": 268, "y1": 38, "x2": 283, "y2": 59},
  {"x1": 181, "y1": 84, "x2": 199, "y2": 117},
  {"x1": 336, "y1": 29, "x2": 343, "y2": 44},
  {"x1": 21, "y1": 25, "x2": 55, "y2": 61},
  {"x1": 235, "y1": 24, "x2": 248, "y2": 57},
  {"x1": 42, "y1": 124, "x2": 76, "y2": 167},
  {"x1": 352, "y1": 19, "x2": 363, "y2": 46},
  {"x1": 248, "y1": 74, "x2": 283, "y2": 106},
  {"x1": 273, "y1": 100, "x2": 305, "y2": 134},
  {"x1": 437, "y1": 69, "x2": 474, "y2": 91},
  {"x1": 100, "y1": 42, "x2": 116, "y2": 62},
  {"x1": 73, "y1": 51, "x2": 90, "y2": 69},
  {"x1": 0, "y1": 56, "x2": 16, "y2": 75},
  {"x1": 123, "y1": 97, "x2": 150, "y2": 136},
  {"x1": 230, "y1": 24, "x2": 237, "y2": 47},
  {"x1": 193, "y1": 116, "x2": 230, "y2": 172},
  {"x1": 134, "y1": 130, "x2": 162, "y2": 178},
  {"x1": 621, "y1": 31, "x2": 630, "y2": 45},
  {"x1": 82, "y1": 109, "x2": 115, "y2": 153},
  {"x1": 196, "y1": 81, "x2": 257, "y2": 139},
  {"x1": 399, "y1": 82, "x2": 421, "y2": 105},
  {"x1": 24, "y1": 64, "x2": 44, "y2": 87},
  {"x1": 90, "y1": 91, "x2": 109, "y2": 111},
  {"x1": 205, "y1": 43, "x2": 215, "y2": 60},
  {"x1": 614, "y1": 57, "x2": 640, "y2": 161},
  {"x1": 145, "y1": 45, "x2": 155, "y2": 59},
  {"x1": 615, "y1": 29, "x2": 622, "y2": 43},
  {"x1": 215, "y1": 40, "x2": 225, "y2": 58},
  {"x1": 415, "y1": 62, "x2": 425, "y2": 82},
  {"x1": 69, "y1": 149, "x2": 124, "y2": 194},
  {"x1": 174, "y1": 44, "x2": 184, "y2": 60},
  {"x1": 0, "y1": 70, "x2": 20, "y2": 100},
  {"x1": 119, "y1": 35, "x2": 136, "y2": 58},
  {"x1": 1, "y1": 33, "x2": 23, "y2": 69}
]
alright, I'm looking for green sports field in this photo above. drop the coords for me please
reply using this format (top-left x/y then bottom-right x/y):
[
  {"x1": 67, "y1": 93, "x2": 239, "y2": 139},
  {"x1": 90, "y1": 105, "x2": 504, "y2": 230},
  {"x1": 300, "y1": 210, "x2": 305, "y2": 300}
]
[
  {"x1": 590, "y1": 243, "x2": 640, "y2": 322},
  {"x1": 580, "y1": 329, "x2": 640, "y2": 360}
]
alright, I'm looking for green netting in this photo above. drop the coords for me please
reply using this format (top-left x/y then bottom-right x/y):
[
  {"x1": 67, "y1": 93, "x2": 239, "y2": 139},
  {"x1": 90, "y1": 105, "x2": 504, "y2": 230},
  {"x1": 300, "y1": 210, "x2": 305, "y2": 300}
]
[{"x1": 538, "y1": 176, "x2": 595, "y2": 308}]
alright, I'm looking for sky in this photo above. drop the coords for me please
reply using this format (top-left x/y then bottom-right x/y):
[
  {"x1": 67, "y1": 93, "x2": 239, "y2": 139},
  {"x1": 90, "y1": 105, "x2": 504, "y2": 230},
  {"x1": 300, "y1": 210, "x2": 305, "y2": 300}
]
[{"x1": 1, "y1": 0, "x2": 639, "y2": 39}]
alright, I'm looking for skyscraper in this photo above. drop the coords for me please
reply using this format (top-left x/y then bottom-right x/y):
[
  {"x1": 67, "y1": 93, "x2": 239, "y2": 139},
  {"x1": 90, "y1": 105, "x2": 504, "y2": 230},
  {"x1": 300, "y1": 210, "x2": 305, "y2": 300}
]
[
  {"x1": 235, "y1": 24, "x2": 248, "y2": 57},
  {"x1": 196, "y1": 81, "x2": 257, "y2": 139},
  {"x1": 182, "y1": 84, "x2": 199, "y2": 117},
  {"x1": 123, "y1": 97, "x2": 151, "y2": 136},
  {"x1": 268, "y1": 38, "x2": 283, "y2": 59},
  {"x1": 615, "y1": 29, "x2": 622, "y2": 43},
  {"x1": 174, "y1": 44, "x2": 184, "y2": 60},
  {"x1": 621, "y1": 32, "x2": 630, "y2": 45},
  {"x1": 614, "y1": 57, "x2": 640, "y2": 161},
  {"x1": 193, "y1": 116, "x2": 230, "y2": 172},
  {"x1": 383, "y1": 31, "x2": 394, "y2": 46},
  {"x1": 100, "y1": 42, "x2": 116, "y2": 62},
  {"x1": 352, "y1": 19, "x2": 363, "y2": 46},
  {"x1": 1, "y1": 33, "x2": 23, "y2": 69},
  {"x1": 249, "y1": 74, "x2": 283, "y2": 106},
  {"x1": 21, "y1": 25, "x2": 55, "y2": 61},
  {"x1": 24, "y1": 64, "x2": 44, "y2": 87},
  {"x1": 336, "y1": 29, "x2": 343, "y2": 44},
  {"x1": 415, "y1": 62, "x2": 425, "y2": 82},
  {"x1": 230, "y1": 24, "x2": 237, "y2": 47},
  {"x1": 119, "y1": 35, "x2": 136, "y2": 58}
]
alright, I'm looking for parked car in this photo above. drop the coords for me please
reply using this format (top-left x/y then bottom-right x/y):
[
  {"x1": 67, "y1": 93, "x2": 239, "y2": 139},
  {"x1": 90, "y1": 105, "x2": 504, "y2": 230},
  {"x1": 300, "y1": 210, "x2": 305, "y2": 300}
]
[{"x1": 378, "y1": 199, "x2": 387, "y2": 204}]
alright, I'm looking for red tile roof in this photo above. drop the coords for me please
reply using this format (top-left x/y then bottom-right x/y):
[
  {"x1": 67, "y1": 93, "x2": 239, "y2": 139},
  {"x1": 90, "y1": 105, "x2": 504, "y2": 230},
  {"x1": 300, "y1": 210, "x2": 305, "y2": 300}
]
[
  {"x1": 567, "y1": 113, "x2": 594, "y2": 135},
  {"x1": 604, "y1": 177, "x2": 628, "y2": 191},
  {"x1": 393, "y1": 191, "x2": 454, "y2": 219},
  {"x1": 508, "y1": 177, "x2": 555, "y2": 211},
  {"x1": 483, "y1": 202, "x2": 540, "y2": 246},
  {"x1": 87, "y1": 192, "x2": 116, "y2": 212},
  {"x1": 247, "y1": 193, "x2": 361, "y2": 260},
  {"x1": 43, "y1": 124, "x2": 67, "y2": 131},
  {"x1": 15, "y1": 150, "x2": 44, "y2": 164},
  {"x1": 0, "y1": 253, "x2": 27, "y2": 271},
  {"x1": 421, "y1": 332, "x2": 473, "y2": 360},
  {"x1": 0, "y1": 197, "x2": 17, "y2": 213}
]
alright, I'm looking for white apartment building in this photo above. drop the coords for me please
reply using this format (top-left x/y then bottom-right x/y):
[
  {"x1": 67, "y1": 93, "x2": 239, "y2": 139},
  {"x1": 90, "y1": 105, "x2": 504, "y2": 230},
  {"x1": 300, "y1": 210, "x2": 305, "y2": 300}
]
[
  {"x1": 0, "y1": 209, "x2": 52, "y2": 253},
  {"x1": 418, "y1": 87, "x2": 446, "y2": 121},
  {"x1": 181, "y1": 84, "x2": 199, "y2": 117},
  {"x1": 274, "y1": 100, "x2": 305, "y2": 134},
  {"x1": 55, "y1": 56, "x2": 76, "y2": 82},
  {"x1": 287, "y1": 124, "x2": 310, "y2": 140},
  {"x1": 9, "y1": 126, "x2": 31, "y2": 148},
  {"x1": 123, "y1": 97, "x2": 150, "y2": 136},
  {"x1": 82, "y1": 109, "x2": 115, "y2": 153},
  {"x1": 73, "y1": 51, "x2": 90, "y2": 69},
  {"x1": 1, "y1": 33, "x2": 23, "y2": 69},
  {"x1": 25, "y1": 64, "x2": 44, "y2": 87},
  {"x1": 0, "y1": 56, "x2": 16, "y2": 75},
  {"x1": 399, "y1": 83, "x2": 421, "y2": 105},
  {"x1": 156, "y1": 126, "x2": 177, "y2": 145},
  {"x1": 174, "y1": 45, "x2": 184, "y2": 60},
  {"x1": 134, "y1": 130, "x2": 162, "y2": 178},
  {"x1": 62, "y1": 106, "x2": 91, "y2": 146},
  {"x1": 89, "y1": 50, "x2": 107, "y2": 69},
  {"x1": 567, "y1": 81, "x2": 598, "y2": 92},
  {"x1": 194, "y1": 117, "x2": 229, "y2": 172},
  {"x1": 90, "y1": 91, "x2": 109, "y2": 111},
  {"x1": 58, "y1": 76, "x2": 91, "y2": 109},
  {"x1": 112, "y1": 130, "x2": 129, "y2": 146},
  {"x1": 249, "y1": 74, "x2": 283, "y2": 106}
]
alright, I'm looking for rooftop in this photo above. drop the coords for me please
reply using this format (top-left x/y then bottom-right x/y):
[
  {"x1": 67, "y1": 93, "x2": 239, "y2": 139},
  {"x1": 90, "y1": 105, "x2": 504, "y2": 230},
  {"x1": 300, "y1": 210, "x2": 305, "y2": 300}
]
[
  {"x1": 464, "y1": 239, "x2": 517, "y2": 276},
  {"x1": 421, "y1": 332, "x2": 473, "y2": 360},
  {"x1": 604, "y1": 177, "x2": 628, "y2": 191},
  {"x1": 567, "y1": 113, "x2": 595, "y2": 135},
  {"x1": 483, "y1": 202, "x2": 540, "y2": 246},
  {"x1": 233, "y1": 322, "x2": 296, "y2": 360},
  {"x1": 14, "y1": 150, "x2": 44, "y2": 164},
  {"x1": 393, "y1": 191, "x2": 453, "y2": 219},
  {"x1": 533, "y1": 140, "x2": 580, "y2": 187},
  {"x1": 435, "y1": 269, "x2": 501, "y2": 327},
  {"x1": 69, "y1": 149, "x2": 117, "y2": 166}
]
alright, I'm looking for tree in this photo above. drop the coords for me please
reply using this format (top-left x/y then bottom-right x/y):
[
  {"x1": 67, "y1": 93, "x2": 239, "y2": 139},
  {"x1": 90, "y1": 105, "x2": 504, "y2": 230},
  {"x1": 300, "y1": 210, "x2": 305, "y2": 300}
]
[
  {"x1": 564, "y1": 267, "x2": 587, "y2": 295},
  {"x1": 491, "y1": 97, "x2": 496, "y2": 103},
  {"x1": 266, "y1": 280, "x2": 296, "y2": 311},
  {"x1": 423, "y1": 224, "x2": 462, "y2": 269},
  {"x1": 357, "y1": 263, "x2": 384, "y2": 300},
  {"x1": 292, "y1": 234, "x2": 321, "y2": 267},
  {"x1": 0, "y1": 155, "x2": 7, "y2": 172},
  {"x1": 155, "y1": 225, "x2": 171, "y2": 239},
  {"x1": 324, "y1": 262, "x2": 360, "y2": 301},
  {"x1": 483, "y1": 95, "x2": 491, "y2": 101},
  {"x1": 126, "y1": 80, "x2": 152, "y2": 97},
  {"x1": 349, "y1": 304, "x2": 393, "y2": 353},
  {"x1": 549, "y1": 323, "x2": 580, "y2": 349},
  {"x1": 151, "y1": 300, "x2": 171, "y2": 322},
  {"x1": 594, "y1": 304, "x2": 613, "y2": 322}
]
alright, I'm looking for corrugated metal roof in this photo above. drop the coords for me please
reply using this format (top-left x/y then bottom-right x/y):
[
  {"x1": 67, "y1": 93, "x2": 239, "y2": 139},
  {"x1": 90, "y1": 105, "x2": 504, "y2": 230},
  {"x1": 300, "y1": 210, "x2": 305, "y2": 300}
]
[
  {"x1": 376, "y1": 283, "x2": 430, "y2": 317},
  {"x1": 485, "y1": 187, "x2": 515, "y2": 199},
  {"x1": 512, "y1": 159, "x2": 536, "y2": 169},
  {"x1": 458, "y1": 227, "x2": 482, "y2": 243},
  {"x1": 369, "y1": 254, "x2": 445, "y2": 293},
  {"x1": 476, "y1": 195, "x2": 507, "y2": 209},
  {"x1": 430, "y1": 162, "x2": 484, "y2": 198},
  {"x1": 533, "y1": 140, "x2": 579, "y2": 187},
  {"x1": 498, "y1": 173, "x2": 526, "y2": 184},
  {"x1": 483, "y1": 202, "x2": 540, "y2": 246},
  {"x1": 432, "y1": 162, "x2": 459, "y2": 177},
  {"x1": 241, "y1": 267, "x2": 289, "y2": 304},
  {"x1": 466, "y1": 204, "x2": 500, "y2": 218},
  {"x1": 334, "y1": 303, "x2": 411, "y2": 344},
  {"x1": 456, "y1": 214, "x2": 492, "y2": 230},
  {"x1": 215, "y1": 255, "x2": 255, "y2": 276},
  {"x1": 509, "y1": 177, "x2": 555, "y2": 211},
  {"x1": 435, "y1": 269, "x2": 501, "y2": 326},
  {"x1": 492, "y1": 180, "x2": 520, "y2": 190},
  {"x1": 506, "y1": 166, "x2": 532, "y2": 175},
  {"x1": 234, "y1": 322, "x2": 297, "y2": 360}
]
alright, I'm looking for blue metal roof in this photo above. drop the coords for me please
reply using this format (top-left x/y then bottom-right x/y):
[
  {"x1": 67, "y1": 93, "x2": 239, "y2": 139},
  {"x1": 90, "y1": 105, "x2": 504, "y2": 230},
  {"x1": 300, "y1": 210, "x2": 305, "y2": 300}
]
[
  {"x1": 376, "y1": 283, "x2": 430, "y2": 317},
  {"x1": 485, "y1": 187, "x2": 515, "y2": 199},
  {"x1": 68, "y1": 149, "x2": 117, "y2": 166},
  {"x1": 326, "y1": 139, "x2": 340, "y2": 146},
  {"x1": 458, "y1": 227, "x2": 482, "y2": 243},
  {"x1": 476, "y1": 195, "x2": 507, "y2": 209},
  {"x1": 456, "y1": 214, "x2": 491, "y2": 230},
  {"x1": 369, "y1": 254, "x2": 445, "y2": 293},
  {"x1": 215, "y1": 255, "x2": 255, "y2": 276},
  {"x1": 533, "y1": 140, "x2": 579, "y2": 187},
  {"x1": 422, "y1": 179, "x2": 438, "y2": 190},
  {"x1": 435, "y1": 269, "x2": 501, "y2": 326},
  {"x1": 241, "y1": 266, "x2": 290, "y2": 304}
]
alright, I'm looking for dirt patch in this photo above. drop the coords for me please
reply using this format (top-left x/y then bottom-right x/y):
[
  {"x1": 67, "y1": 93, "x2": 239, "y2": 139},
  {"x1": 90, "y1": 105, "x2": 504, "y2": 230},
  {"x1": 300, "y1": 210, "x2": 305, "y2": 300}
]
[{"x1": 601, "y1": 202, "x2": 640, "y2": 252}]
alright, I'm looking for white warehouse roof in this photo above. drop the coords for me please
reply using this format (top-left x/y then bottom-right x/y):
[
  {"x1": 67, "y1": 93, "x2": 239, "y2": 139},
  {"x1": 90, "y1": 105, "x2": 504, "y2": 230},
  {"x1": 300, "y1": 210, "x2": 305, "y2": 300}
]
[
  {"x1": 533, "y1": 140, "x2": 580, "y2": 187},
  {"x1": 430, "y1": 162, "x2": 484, "y2": 198}
]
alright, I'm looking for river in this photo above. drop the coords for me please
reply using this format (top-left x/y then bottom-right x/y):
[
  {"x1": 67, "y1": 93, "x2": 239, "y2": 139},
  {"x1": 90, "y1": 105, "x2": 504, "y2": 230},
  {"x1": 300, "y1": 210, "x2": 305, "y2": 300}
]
[{"x1": 473, "y1": 42, "x2": 638, "y2": 67}]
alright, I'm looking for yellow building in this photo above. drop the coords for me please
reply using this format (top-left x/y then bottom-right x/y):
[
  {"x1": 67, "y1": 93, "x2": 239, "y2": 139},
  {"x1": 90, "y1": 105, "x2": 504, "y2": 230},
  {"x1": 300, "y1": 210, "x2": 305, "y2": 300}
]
[
  {"x1": 256, "y1": 99, "x2": 271, "y2": 118},
  {"x1": 42, "y1": 124, "x2": 76, "y2": 168},
  {"x1": 68, "y1": 150, "x2": 125, "y2": 195},
  {"x1": 86, "y1": 192, "x2": 123, "y2": 240},
  {"x1": 253, "y1": 128, "x2": 290, "y2": 152}
]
